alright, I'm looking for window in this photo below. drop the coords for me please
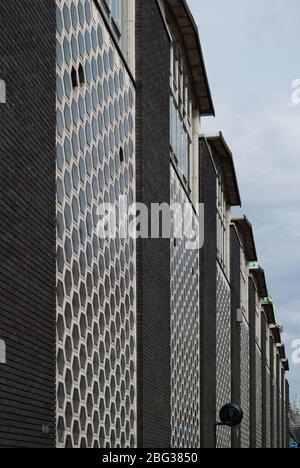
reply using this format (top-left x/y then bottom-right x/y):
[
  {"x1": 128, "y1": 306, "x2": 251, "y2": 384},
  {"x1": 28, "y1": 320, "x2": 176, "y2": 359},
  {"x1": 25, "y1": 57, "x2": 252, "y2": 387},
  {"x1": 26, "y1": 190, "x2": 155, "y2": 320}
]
[
  {"x1": 110, "y1": 0, "x2": 121, "y2": 26},
  {"x1": 0, "y1": 79, "x2": 6, "y2": 104},
  {"x1": 170, "y1": 42, "x2": 192, "y2": 186},
  {"x1": 119, "y1": 147, "x2": 124, "y2": 164},
  {"x1": 255, "y1": 299, "x2": 261, "y2": 345},
  {"x1": 240, "y1": 253, "x2": 248, "y2": 320},
  {"x1": 71, "y1": 67, "x2": 78, "y2": 89},
  {"x1": 0, "y1": 340, "x2": 6, "y2": 364},
  {"x1": 216, "y1": 177, "x2": 229, "y2": 272},
  {"x1": 102, "y1": 0, "x2": 121, "y2": 27},
  {"x1": 266, "y1": 327, "x2": 270, "y2": 366},
  {"x1": 78, "y1": 64, "x2": 85, "y2": 86}
]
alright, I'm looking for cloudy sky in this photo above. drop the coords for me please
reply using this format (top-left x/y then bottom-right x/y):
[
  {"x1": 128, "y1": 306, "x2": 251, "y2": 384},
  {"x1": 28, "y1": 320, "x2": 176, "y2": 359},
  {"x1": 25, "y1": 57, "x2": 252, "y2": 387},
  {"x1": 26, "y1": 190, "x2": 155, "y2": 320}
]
[{"x1": 187, "y1": 0, "x2": 300, "y2": 402}]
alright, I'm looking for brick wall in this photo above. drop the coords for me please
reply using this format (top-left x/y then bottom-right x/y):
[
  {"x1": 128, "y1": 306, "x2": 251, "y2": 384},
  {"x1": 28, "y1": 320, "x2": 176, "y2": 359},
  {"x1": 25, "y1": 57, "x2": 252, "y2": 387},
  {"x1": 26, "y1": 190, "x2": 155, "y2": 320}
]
[
  {"x1": 199, "y1": 138, "x2": 217, "y2": 448},
  {"x1": 0, "y1": 0, "x2": 56, "y2": 448},
  {"x1": 135, "y1": 0, "x2": 171, "y2": 448}
]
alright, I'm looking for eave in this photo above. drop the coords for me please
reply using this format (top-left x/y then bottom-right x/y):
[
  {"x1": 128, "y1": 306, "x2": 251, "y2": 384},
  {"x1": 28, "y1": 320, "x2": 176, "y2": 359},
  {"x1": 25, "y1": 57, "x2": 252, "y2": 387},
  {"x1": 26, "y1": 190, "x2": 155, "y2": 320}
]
[{"x1": 166, "y1": 0, "x2": 215, "y2": 116}]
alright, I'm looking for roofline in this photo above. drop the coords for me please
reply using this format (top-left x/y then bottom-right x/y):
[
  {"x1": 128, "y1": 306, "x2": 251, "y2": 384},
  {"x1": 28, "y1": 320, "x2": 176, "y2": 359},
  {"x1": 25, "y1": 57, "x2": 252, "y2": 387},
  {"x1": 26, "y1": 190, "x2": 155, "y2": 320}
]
[
  {"x1": 249, "y1": 262, "x2": 268, "y2": 298},
  {"x1": 270, "y1": 324, "x2": 282, "y2": 345},
  {"x1": 282, "y1": 359, "x2": 290, "y2": 372},
  {"x1": 262, "y1": 297, "x2": 276, "y2": 325},
  {"x1": 166, "y1": 0, "x2": 215, "y2": 116},
  {"x1": 277, "y1": 343, "x2": 287, "y2": 362},
  {"x1": 231, "y1": 216, "x2": 258, "y2": 262},
  {"x1": 202, "y1": 132, "x2": 242, "y2": 206}
]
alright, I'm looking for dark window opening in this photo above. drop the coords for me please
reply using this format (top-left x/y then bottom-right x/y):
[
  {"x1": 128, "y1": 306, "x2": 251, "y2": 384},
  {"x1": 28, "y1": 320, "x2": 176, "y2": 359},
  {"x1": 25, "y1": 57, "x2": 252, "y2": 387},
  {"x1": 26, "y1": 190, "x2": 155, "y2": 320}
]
[
  {"x1": 71, "y1": 67, "x2": 78, "y2": 89},
  {"x1": 78, "y1": 64, "x2": 85, "y2": 86},
  {"x1": 119, "y1": 147, "x2": 124, "y2": 164}
]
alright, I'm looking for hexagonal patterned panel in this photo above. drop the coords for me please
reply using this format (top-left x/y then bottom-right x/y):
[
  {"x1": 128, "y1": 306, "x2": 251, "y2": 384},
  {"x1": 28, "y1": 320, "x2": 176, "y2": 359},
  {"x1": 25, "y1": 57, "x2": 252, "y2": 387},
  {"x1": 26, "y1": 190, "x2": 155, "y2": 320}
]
[
  {"x1": 266, "y1": 369, "x2": 271, "y2": 448},
  {"x1": 216, "y1": 266, "x2": 231, "y2": 448},
  {"x1": 170, "y1": 167, "x2": 200, "y2": 448},
  {"x1": 56, "y1": 0, "x2": 136, "y2": 448},
  {"x1": 256, "y1": 348, "x2": 263, "y2": 447},
  {"x1": 273, "y1": 379, "x2": 278, "y2": 448},
  {"x1": 240, "y1": 319, "x2": 250, "y2": 449}
]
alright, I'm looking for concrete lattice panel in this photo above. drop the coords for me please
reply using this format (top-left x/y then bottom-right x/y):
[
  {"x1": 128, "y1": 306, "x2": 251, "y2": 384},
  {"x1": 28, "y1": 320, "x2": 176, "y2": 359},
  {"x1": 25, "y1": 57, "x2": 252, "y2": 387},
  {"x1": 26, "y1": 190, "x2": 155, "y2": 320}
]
[
  {"x1": 170, "y1": 167, "x2": 200, "y2": 448},
  {"x1": 216, "y1": 266, "x2": 231, "y2": 448},
  {"x1": 240, "y1": 319, "x2": 250, "y2": 448},
  {"x1": 256, "y1": 347, "x2": 263, "y2": 448},
  {"x1": 56, "y1": 0, "x2": 136, "y2": 448},
  {"x1": 266, "y1": 369, "x2": 272, "y2": 448}
]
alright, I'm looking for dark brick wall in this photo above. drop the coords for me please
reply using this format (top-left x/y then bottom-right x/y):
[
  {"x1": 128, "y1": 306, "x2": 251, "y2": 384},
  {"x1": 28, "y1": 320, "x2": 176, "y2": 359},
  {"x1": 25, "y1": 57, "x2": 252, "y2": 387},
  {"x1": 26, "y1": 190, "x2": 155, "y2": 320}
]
[
  {"x1": 199, "y1": 139, "x2": 217, "y2": 448},
  {"x1": 269, "y1": 336, "x2": 275, "y2": 448},
  {"x1": 230, "y1": 226, "x2": 241, "y2": 448},
  {"x1": 248, "y1": 278, "x2": 257, "y2": 448},
  {"x1": 135, "y1": 0, "x2": 171, "y2": 448},
  {"x1": 261, "y1": 313, "x2": 267, "y2": 448},
  {"x1": 0, "y1": 1, "x2": 56, "y2": 448},
  {"x1": 285, "y1": 380, "x2": 289, "y2": 448},
  {"x1": 281, "y1": 368, "x2": 285, "y2": 448},
  {"x1": 276, "y1": 354, "x2": 281, "y2": 447}
]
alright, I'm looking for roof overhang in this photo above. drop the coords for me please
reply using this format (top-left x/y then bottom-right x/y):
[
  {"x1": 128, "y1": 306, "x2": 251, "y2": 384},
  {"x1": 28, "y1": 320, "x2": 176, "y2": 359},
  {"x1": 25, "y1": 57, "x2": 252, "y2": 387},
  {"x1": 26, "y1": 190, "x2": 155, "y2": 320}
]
[
  {"x1": 277, "y1": 343, "x2": 286, "y2": 360},
  {"x1": 262, "y1": 297, "x2": 276, "y2": 325},
  {"x1": 166, "y1": 0, "x2": 215, "y2": 116},
  {"x1": 282, "y1": 359, "x2": 290, "y2": 372},
  {"x1": 271, "y1": 324, "x2": 282, "y2": 345},
  {"x1": 232, "y1": 216, "x2": 257, "y2": 262},
  {"x1": 205, "y1": 132, "x2": 241, "y2": 206},
  {"x1": 249, "y1": 262, "x2": 268, "y2": 298},
  {"x1": 277, "y1": 344, "x2": 290, "y2": 371}
]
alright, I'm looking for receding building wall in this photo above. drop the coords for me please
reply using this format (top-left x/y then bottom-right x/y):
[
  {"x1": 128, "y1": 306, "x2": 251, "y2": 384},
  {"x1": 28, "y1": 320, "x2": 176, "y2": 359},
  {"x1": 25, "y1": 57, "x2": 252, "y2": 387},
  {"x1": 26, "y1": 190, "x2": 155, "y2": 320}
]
[
  {"x1": 249, "y1": 278, "x2": 257, "y2": 448},
  {"x1": 240, "y1": 257, "x2": 250, "y2": 449},
  {"x1": 261, "y1": 314, "x2": 267, "y2": 448},
  {"x1": 135, "y1": 0, "x2": 171, "y2": 448},
  {"x1": 276, "y1": 354, "x2": 282, "y2": 448},
  {"x1": 270, "y1": 335, "x2": 276, "y2": 448},
  {"x1": 256, "y1": 332, "x2": 263, "y2": 448},
  {"x1": 281, "y1": 367, "x2": 286, "y2": 448},
  {"x1": 230, "y1": 226, "x2": 242, "y2": 448},
  {"x1": 0, "y1": 0, "x2": 56, "y2": 448}
]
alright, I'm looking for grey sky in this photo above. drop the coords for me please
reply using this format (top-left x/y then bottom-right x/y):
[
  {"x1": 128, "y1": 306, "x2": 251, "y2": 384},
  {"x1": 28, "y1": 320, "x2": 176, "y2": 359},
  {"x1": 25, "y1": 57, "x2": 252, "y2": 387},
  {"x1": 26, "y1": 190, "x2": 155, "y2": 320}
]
[{"x1": 188, "y1": 0, "x2": 300, "y2": 402}]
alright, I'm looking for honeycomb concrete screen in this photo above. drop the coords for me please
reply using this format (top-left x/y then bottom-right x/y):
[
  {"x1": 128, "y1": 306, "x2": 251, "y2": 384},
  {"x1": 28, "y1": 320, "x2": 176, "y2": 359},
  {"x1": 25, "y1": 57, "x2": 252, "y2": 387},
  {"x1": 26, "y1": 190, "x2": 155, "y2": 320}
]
[{"x1": 56, "y1": 0, "x2": 136, "y2": 448}]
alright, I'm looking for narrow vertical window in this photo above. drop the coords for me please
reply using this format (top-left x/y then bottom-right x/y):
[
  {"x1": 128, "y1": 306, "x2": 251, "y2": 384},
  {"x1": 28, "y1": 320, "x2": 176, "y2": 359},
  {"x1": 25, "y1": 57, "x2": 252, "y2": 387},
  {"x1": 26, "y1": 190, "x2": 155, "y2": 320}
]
[
  {"x1": 169, "y1": 37, "x2": 192, "y2": 187},
  {"x1": 71, "y1": 67, "x2": 78, "y2": 89},
  {"x1": 0, "y1": 79, "x2": 6, "y2": 103},
  {"x1": 0, "y1": 340, "x2": 6, "y2": 364},
  {"x1": 78, "y1": 64, "x2": 85, "y2": 86},
  {"x1": 119, "y1": 147, "x2": 124, "y2": 164},
  {"x1": 110, "y1": 0, "x2": 121, "y2": 26}
]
